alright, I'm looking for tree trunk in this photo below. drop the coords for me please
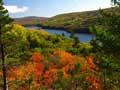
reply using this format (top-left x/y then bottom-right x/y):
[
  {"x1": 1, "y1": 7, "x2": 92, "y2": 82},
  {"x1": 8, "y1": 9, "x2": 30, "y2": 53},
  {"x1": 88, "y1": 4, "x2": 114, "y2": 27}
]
[{"x1": 0, "y1": 26, "x2": 7, "y2": 90}]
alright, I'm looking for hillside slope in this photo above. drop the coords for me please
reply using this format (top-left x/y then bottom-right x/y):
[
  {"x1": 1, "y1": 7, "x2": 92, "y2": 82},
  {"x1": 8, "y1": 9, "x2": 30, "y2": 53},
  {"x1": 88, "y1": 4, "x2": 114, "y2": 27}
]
[
  {"x1": 14, "y1": 16, "x2": 47, "y2": 25},
  {"x1": 41, "y1": 7, "x2": 120, "y2": 33}
]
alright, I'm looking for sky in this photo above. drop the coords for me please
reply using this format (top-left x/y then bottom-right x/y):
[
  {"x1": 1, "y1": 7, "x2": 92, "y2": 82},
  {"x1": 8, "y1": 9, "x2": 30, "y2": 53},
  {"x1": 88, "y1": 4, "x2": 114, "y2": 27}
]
[{"x1": 4, "y1": 0, "x2": 111, "y2": 18}]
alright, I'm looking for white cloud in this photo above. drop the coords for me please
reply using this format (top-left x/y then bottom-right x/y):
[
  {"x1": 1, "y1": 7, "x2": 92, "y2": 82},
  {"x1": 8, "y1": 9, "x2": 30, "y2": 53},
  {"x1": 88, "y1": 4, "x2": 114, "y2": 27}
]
[{"x1": 4, "y1": 5, "x2": 28, "y2": 14}]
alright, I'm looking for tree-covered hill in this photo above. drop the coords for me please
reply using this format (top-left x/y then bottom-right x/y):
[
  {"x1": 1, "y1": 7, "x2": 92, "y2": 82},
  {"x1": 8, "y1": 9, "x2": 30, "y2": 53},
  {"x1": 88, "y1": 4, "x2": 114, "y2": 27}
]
[
  {"x1": 14, "y1": 16, "x2": 47, "y2": 25},
  {"x1": 41, "y1": 7, "x2": 120, "y2": 33},
  {"x1": 41, "y1": 10, "x2": 98, "y2": 33}
]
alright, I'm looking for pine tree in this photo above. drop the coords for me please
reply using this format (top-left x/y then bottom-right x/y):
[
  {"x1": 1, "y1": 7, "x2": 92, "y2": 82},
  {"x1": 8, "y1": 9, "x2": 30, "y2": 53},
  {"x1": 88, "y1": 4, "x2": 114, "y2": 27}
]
[{"x1": 0, "y1": 0, "x2": 13, "y2": 90}]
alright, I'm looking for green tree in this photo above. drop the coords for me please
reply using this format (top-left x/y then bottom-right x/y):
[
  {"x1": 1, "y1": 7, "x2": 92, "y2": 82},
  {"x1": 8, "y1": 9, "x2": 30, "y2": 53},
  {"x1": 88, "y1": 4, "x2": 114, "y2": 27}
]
[
  {"x1": 0, "y1": 0, "x2": 13, "y2": 90},
  {"x1": 90, "y1": 0, "x2": 120, "y2": 89}
]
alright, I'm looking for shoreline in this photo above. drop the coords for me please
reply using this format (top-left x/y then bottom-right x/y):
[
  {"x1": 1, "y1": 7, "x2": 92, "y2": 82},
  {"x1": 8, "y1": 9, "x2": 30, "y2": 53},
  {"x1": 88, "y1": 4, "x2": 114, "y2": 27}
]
[{"x1": 24, "y1": 24, "x2": 91, "y2": 34}]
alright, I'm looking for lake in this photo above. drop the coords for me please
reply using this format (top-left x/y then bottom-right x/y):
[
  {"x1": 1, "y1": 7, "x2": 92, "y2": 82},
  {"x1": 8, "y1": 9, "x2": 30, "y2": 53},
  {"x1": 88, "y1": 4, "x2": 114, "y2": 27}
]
[{"x1": 25, "y1": 26, "x2": 92, "y2": 42}]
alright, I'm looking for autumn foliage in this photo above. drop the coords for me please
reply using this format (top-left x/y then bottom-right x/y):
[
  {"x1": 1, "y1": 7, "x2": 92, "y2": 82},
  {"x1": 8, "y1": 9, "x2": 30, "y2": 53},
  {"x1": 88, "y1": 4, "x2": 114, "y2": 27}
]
[
  {"x1": 0, "y1": 51, "x2": 102, "y2": 90},
  {"x1": 85, "y1": 76, "x2": 102, "y2": 90},
  {"x1": 86, "y1": 56, "x2": 99, "y2": 71},
  {"x1": 32, "y1": 52, "x2": 45, "y2": 63}
]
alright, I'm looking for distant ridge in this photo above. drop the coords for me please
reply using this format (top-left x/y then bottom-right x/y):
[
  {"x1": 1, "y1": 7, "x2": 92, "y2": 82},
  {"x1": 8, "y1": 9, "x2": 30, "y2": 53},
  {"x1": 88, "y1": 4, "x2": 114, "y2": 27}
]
[
  {"x1": 41, "y1": 7, "x2": 120, "y2": 33},
  {"x1": 14, "y1": 16, "x2": 48, "y2": 25}
]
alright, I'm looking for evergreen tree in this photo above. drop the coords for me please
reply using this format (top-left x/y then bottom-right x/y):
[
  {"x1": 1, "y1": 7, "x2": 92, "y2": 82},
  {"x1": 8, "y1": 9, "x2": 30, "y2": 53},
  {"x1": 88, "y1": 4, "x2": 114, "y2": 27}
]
[
  {"x1": 90, "y1": 0, "x2": 120, "y2": 89},
  {"x1": 91, "y1": 0, "x2": 120, "y2": 66},
  {"x1": 0, "y1": 0, "x2": 13, "y2": 90}
]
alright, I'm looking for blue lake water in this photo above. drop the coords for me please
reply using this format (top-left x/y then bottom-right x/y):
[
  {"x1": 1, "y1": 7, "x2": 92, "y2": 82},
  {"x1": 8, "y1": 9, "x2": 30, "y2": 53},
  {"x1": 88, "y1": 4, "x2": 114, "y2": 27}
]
[{"x1": 26, "y1": 26, "x2": 92, "y2": 42}]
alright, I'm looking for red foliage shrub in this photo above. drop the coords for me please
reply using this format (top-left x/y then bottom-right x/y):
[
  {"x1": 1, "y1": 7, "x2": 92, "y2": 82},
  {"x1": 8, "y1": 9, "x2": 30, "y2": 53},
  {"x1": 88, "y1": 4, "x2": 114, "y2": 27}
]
[
  {"x1": 85, "y1": 76, "x2": 102, "y2": 90},
  {"x1": 86, "y1": 56, "x2": 99, "y2": 71},
  {"x1": 34, "y1": 62, "x2": 45, "y2": 77},
  {"x1": 20, "y1": 86, "x2": 27, "y2": 90},
  {"x1": 43, "y1": 71, "x2": 51, "y2": 78},
  {"x1": 32, "y1": 52, "x2": 45, "y2": 63}
]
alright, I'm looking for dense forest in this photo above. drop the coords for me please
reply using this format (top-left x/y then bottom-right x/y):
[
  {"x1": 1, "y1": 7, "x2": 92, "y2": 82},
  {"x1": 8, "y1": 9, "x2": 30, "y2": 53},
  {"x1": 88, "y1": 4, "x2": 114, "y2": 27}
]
[{"x1": 0, "y1": 0, "x2": 120, "y2": 90}]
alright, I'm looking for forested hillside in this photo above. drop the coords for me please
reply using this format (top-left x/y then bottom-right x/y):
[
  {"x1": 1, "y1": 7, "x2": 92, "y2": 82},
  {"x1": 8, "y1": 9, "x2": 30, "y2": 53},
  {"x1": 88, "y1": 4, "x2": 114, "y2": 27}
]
[
  {"x1": 41, "y1": 7, "x2": 120, "y2": 33},
  {"x1": 0, "y1": 24, "x2": 120, "y2": 90},
  {"x1": 14, "y1": 16, "x2": 47, "y2": 25},
  {"x1": 0, "y1": 24, "x2": 95, "y2": 90}
]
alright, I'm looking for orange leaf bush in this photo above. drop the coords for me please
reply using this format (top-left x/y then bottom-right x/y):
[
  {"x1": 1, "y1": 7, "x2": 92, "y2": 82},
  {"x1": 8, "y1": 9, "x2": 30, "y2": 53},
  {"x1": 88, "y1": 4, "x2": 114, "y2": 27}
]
[
  {"x1": 86, "y1": 56, "x2": 99, "y2": 71},
  {"x1": 85, "y1": 76, "x2": 102, "y2": 90},
  {"x1": 31, "y1": 52, "x2": 45, "y2": 63},
  {"x1": 0, "y1": 51, "x2": 103, "y2": 90}
]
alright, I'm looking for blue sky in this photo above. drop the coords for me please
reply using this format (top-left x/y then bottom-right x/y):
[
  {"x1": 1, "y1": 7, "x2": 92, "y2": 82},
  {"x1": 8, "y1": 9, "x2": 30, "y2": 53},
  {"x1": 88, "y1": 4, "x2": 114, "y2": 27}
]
[{"x1": 4, "y1": 0, "x2": 111, "y2": 18}]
